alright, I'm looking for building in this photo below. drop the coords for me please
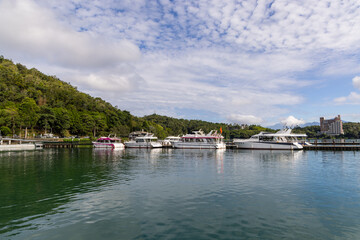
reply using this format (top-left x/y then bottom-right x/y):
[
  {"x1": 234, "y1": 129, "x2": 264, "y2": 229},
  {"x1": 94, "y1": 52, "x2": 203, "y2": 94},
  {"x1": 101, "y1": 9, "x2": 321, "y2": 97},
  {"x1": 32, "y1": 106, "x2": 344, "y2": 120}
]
[{"x1": 320, "y1": 115, "x2": 344, "y2": 135}]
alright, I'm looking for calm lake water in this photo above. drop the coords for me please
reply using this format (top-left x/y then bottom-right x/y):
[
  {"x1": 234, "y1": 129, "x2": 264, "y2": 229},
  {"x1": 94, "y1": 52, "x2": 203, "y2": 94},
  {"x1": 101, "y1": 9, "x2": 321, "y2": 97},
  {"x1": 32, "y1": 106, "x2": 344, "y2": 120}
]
[{"x1": 1, "y1": 148, "x2": 360, "y2": 239}]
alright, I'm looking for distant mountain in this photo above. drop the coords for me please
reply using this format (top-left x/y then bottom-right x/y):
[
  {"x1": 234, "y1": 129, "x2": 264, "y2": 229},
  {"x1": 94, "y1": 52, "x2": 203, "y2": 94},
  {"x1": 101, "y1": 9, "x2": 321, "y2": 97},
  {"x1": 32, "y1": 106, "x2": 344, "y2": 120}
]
[
  {"x1": 267, "y1": 122, "x2": 319, "y2": 130},
  {"x1": 302, "y1": 122, "x2": 320, "y2": 127}
]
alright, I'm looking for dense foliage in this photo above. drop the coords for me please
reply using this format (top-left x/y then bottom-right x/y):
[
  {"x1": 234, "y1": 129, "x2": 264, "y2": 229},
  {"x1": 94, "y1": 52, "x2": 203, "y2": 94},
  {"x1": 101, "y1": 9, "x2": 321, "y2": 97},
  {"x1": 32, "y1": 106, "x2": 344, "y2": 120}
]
[{"x1": 0, "y1": 56, "x2": 134, "y2": 138}]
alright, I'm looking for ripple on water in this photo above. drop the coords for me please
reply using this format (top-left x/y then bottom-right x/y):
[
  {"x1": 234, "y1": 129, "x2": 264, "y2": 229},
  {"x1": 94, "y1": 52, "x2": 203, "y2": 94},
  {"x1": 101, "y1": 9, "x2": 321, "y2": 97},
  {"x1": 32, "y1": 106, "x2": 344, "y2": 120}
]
[{"x1": 2, "y1": 149, "x2": 360, "y2": 239}]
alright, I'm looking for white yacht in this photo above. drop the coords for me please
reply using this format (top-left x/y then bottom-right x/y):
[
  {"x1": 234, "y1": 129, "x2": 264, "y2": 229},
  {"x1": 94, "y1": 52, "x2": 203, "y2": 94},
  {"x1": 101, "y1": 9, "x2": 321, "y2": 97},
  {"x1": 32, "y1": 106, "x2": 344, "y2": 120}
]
[
  {"x1": 162, "y1": 136, "x2": 181, "y2": 147},
  {"x1": 173, "y1": 130, "x2": 226, "y2": 149},
  {"x1": 124, "y1": 133, "x2": 162, "y2": 148},
  {"x1": 92, "y1": 136, "x2": 125, "y2": 149},
  {"x1": 233, "y1": 129, "x2": 307, "y2": 150}
]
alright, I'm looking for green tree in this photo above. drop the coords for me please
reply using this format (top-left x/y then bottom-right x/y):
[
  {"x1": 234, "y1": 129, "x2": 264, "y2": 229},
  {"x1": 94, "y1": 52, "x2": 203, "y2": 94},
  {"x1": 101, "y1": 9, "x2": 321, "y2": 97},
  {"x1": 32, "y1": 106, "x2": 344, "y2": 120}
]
[
  {"x1": 19, "y1": 97, "x2": 39, "y2": 138},
  {"x1": 92, "y1": 112, "x2": 108, "y2": 137},
  {"x1": 0, "y1": 126, "x2": 11, "y2": 136},
  {"x1": 80, "y1": 113, "x2": 95, "y2": 136},
  {"x1": 0, "y1": 106, "x2": 20, "y2": 136},
  {"x1": 53, "y1": 107, "x2": 71, "y2": 136}
]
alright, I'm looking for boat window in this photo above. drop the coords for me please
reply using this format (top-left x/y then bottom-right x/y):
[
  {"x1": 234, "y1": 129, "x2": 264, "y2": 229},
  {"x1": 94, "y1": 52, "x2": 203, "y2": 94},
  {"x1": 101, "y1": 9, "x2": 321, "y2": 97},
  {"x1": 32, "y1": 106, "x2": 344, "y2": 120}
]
[{"x1": 260, "y1": 136, "x2": 274, "y2": 141}]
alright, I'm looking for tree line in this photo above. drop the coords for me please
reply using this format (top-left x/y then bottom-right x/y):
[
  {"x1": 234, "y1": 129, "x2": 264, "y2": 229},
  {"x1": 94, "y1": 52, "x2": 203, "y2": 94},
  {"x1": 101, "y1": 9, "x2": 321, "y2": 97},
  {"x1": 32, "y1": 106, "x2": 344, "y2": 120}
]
[{"x1": 0, "y1": 56, "x2": 285, "y2": 139}]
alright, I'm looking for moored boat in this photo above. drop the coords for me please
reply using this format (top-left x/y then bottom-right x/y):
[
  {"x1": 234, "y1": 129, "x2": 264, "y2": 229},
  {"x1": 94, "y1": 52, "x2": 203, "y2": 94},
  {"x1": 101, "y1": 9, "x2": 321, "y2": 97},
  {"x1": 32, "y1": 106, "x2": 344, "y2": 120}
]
[
  {"x1": 233, "y1": 129, "x2": 306, "y2": 150},
  {"x1": 173, "y1": 130, "x2": 226, "y2": 149},
  {"x1": 124, "y1": 133, "x2": 162, "y2": 148},
  {"x1": 92, "y1": 136, "x2": 125, "y2": 149},
  {"x1": 162, "y1": 136, "x2": 181, "y2": 147}
]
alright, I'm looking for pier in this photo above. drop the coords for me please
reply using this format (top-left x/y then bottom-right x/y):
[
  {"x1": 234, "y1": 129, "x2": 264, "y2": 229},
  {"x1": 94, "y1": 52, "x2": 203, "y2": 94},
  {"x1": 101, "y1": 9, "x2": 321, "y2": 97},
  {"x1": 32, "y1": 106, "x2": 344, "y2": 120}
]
[
  {"x1": 0, "y1": 138, "x2": 43, "y2": 151},
  {"x1": 42, "y1": 141, "x2": 93, "y2": 148},
  {"x1": 304, "y1": 145, "x2": 360, "y2": 151}
]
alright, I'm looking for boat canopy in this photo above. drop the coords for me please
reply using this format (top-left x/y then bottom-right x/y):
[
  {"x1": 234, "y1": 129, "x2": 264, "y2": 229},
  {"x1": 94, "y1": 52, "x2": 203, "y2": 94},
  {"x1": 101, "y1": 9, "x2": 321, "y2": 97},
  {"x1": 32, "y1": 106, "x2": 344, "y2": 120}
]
[
  {"x1": 181, "y1": 129, "x2": 224, "y2": 139},
  {"x1": 252, "y1": 129, "x2": 307, "y2": 138},
  {"x1": 96, "y1": 137, "x2": 121, "y2": 141}
]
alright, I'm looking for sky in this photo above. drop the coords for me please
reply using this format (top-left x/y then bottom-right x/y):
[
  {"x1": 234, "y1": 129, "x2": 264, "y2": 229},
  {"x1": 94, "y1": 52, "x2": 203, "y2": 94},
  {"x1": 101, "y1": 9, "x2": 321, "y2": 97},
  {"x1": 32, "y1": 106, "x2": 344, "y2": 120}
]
[{"x1": 1, "y1": 0, "x2": 360, "y2": 126}]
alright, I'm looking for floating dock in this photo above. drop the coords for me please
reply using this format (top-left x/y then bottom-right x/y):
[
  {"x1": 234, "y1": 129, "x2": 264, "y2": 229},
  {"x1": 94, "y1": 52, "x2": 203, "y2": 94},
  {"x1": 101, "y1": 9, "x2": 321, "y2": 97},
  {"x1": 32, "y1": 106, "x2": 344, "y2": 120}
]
[
  {"x1": 304, "y1": 145, "x2": 360, "y2": 151},
  {"x1": 42, "y1": 141, "x2": 93, "y2": 148},
  {"x1": 0, "y1": 138, "x2": 43, "y2": 151}
]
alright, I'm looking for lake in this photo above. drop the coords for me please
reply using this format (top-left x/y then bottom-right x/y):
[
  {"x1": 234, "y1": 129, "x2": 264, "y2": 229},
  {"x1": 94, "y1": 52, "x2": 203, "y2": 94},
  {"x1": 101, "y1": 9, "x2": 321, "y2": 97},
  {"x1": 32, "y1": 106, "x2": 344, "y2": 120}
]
[{"x1": 1, "y1": 148, "x2": 360, "y2": 239}]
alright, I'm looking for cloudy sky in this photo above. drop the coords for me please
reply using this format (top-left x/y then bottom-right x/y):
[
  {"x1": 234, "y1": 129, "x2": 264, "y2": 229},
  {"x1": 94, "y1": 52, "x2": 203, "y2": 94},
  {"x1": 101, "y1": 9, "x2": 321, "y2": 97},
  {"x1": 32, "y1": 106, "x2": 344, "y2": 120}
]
[{"x1": 1, "y1": 0, "x2": 360, "y2": 126}]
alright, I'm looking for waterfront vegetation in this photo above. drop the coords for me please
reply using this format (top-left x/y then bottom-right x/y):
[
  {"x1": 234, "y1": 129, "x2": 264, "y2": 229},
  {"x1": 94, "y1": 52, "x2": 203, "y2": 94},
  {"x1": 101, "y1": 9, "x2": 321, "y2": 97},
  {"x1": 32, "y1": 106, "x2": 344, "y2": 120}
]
[{"x1": 1, "y1": 56, "x2": 360, "y2": 140}]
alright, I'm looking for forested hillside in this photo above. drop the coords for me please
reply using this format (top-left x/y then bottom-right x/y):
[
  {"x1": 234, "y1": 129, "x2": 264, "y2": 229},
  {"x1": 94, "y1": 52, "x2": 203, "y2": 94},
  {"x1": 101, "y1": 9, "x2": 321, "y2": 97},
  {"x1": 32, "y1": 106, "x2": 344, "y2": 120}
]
[
  {"x1": 0, "y1": 56, "x2": 275, "y2": 139},
  {"x1": 0, "y1": 56, "x2": 137, "y2": 138}
]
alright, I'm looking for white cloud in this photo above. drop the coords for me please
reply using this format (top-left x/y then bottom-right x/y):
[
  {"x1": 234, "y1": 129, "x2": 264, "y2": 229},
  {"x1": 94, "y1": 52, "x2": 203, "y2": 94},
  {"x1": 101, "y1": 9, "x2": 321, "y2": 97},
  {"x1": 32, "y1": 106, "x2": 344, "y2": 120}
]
[
  {"x1": 334, "y1": 76, "x2": 360, "y2": 105},
  {"x1": 280, "y1": 116, "x2": 305, "y2": 127},
  {"x1": 227, "y1": 114, "x2": 263, "y2": 125},
  {"x1": 353, "y1": 76, "x2": 360, "y2": 90},
  {"x1": 0, "y1": 0, "x2": 140, "y2": 69},
  {"x1": 110, "y1": 49, "x2": 307, "y2": 122},
  {"x1": 334, "y1": 96, "x2": 347, "y2": 104},
  {"x1": 334, "y1": 92, "x2": 360, "y2": 105}
]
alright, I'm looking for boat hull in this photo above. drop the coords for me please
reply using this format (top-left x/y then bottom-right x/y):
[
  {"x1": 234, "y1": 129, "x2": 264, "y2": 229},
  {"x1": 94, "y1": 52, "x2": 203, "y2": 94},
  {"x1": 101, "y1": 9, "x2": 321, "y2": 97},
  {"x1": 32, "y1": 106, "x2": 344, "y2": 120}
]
[
  {"x1": 234, "y1": 141, "x2": 303, "y2": 150},
  {"x1": 93, "y1": 142, "x2": 125, "y2": 149},
  {"x1": 124, "y1": 142, "x2": 162, "y2": 148},
  {"x1": 173, "y1": 142, "x2": 226, "y2": 149}
]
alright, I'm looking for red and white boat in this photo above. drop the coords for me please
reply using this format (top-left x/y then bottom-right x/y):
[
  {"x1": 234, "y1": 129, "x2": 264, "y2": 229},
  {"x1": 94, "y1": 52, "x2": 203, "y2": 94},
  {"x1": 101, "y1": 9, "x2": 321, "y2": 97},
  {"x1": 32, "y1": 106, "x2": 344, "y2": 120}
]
[{"x1": 92, "y1": 136, "x2": 125, "y2": 149}]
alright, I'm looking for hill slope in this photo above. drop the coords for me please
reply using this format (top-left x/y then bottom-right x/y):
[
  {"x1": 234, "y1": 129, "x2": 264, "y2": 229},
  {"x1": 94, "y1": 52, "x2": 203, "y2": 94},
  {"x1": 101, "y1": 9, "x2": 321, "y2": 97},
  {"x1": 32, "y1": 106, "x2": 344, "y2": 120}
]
[{"x1": 0, "y1": 56, "x2": 134, "y2": 137}]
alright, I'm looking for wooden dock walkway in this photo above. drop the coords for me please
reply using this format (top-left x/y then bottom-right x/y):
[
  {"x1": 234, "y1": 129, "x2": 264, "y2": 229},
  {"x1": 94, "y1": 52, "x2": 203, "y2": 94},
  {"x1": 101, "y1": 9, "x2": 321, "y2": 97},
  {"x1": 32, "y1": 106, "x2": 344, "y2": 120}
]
[
  {"x1": 42, "y1": 141, "x2": 93, "y2": 148},
  {"x1": 41, "y1": 141, "x2": 360, "y2": 151},
  {"x1": 304, "y1": 145, "x2": 360, "y2": 151}
]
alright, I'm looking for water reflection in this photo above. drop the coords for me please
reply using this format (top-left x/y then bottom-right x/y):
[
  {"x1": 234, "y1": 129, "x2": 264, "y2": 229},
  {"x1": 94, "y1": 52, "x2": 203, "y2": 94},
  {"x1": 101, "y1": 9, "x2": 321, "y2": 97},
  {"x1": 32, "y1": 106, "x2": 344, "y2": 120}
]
[
  {"x1": 2, "y1": 149, "x2": 360, "y2": 239},
  {"x1": 92, "y1": 148, "x2": 125, "y2": 157},
  {"x1": 174, "y1": 148, "x2": 225, "y2": 160},
  {"x1": 0, "y1": 148, "x2": 127, "y2": 236},
  {"x1": 242, "y1": 149, "x2": 303, "y2": 161}
]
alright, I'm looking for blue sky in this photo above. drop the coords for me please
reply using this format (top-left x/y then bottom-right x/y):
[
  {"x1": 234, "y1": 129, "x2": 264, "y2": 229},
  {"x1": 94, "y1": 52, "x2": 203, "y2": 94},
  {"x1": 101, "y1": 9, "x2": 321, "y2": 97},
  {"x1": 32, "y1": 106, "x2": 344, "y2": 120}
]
[{"x1": 1, "y1": 0, "x2": 360, "y2": 126}]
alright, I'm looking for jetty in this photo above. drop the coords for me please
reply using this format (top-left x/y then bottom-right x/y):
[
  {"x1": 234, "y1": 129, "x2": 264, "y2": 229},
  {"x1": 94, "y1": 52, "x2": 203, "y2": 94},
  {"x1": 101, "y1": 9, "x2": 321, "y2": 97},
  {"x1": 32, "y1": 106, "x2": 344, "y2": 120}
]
[
  {"x1": 42, "y1": 141, "x2": 93, "y2": 148},
  {"x1": 0, "y1": 138, "x2": 43, "y2": 151},
  {"x1": 304, "y1": 145, "x2": 360, "y2": 151}
]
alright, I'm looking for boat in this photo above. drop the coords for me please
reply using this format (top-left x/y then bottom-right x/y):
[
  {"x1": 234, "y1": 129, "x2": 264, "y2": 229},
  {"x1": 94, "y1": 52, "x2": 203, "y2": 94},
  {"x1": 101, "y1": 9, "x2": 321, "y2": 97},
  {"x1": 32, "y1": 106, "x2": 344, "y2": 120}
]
[
  {"x1": 233, "y1": 128, "x2": 306, "y2": 150},
  {"x1": 161, "y1": 136, "x2": 181, "y2": 147},
  {"x1": 172, "y1": 129, "x2": 226, "y2": 149},
  {"x1": 124, "y1": 133, "x2": 162, "y2": 148},
  {"x1": 92, "y1": 136, "x2": 125, "y2": 149},
  {"x1": 128, "y1": 130, "x2": 149, "y2": 140}
]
